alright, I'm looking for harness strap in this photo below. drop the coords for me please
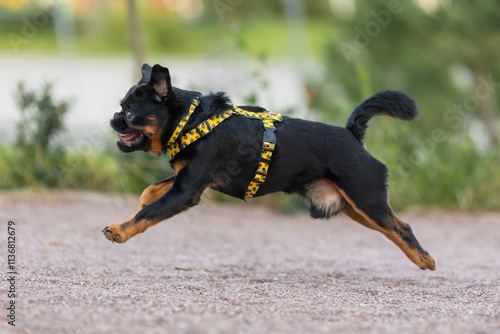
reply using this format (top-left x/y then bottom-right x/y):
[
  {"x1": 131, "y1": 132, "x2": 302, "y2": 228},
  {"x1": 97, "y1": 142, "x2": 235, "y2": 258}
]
[
  {"x1": 244, "y1": 116, "x2": 278, "y2": 198},
  {"x1": 165, "y1": 100, "x2": 283, "y2": 198},
  {"x1": 166, "y1": 98, "x2": 200, "y2": 149},
  {"x1": 166, "y1": 108, "x2": 233, "y2": 158}
]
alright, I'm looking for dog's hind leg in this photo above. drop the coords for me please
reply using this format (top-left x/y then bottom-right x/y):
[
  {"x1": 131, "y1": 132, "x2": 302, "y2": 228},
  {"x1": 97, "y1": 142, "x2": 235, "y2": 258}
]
[{"x1": 332, "y1": 183, "x2": 436, "y2": 270}]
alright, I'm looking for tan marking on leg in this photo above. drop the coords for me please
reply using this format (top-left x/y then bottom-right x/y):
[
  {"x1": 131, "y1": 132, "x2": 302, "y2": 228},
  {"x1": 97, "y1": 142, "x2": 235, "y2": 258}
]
[
  {"x1": 333, "y1": 185, "x2": 382, "y2": 232},
  {"x1": 104, "y1": 180, "x2": 201, "y2": 243},
  {"x1": 130, "y1": 179, "x2": 174, "y2": 219},
  {"x1": 387, "y1": 209, "x2": 437, "y2": 270},
  {"x1": 104, "y1": 180, "x2": 174, "y2": 243},
  {"x1": 335, "y1": 185, "x2": 436, "y2": 270},
  {"x1": 172, "y1": 159, "x2": 188, "y2": 174},
  {"x1": 103, "y1": 217, "x2": 162, "y2": 243},
  {"x1": 103, "y1": 158, "x2": 192, "y2": 244},
  {"x1": 103, "y1": 159, "x2": 191, "y2": 243},
  {"x1": 341, "y1": 202, "x2": 381, "y2": 232}
]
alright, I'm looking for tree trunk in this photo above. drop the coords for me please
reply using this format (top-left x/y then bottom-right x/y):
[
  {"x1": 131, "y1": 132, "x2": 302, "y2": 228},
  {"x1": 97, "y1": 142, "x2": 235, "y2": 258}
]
[
  {"x1": 475, "y1": 68, "x2": 500, "y2": 148},
  {"x1": 127, "y1": 0, "x2": 145, "y2": 79}
]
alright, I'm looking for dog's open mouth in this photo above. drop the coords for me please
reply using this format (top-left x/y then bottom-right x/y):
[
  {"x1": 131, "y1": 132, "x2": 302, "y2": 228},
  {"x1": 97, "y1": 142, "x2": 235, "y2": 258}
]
[{"x1": 117, "y1": 132, "x2": 144, "y2": 147}]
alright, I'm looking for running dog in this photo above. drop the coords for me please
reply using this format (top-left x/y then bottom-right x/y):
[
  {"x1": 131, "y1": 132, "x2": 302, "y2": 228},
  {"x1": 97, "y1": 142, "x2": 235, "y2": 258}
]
[{"x1": 103, "y1": 64, "x2": 436, "y2": 270}]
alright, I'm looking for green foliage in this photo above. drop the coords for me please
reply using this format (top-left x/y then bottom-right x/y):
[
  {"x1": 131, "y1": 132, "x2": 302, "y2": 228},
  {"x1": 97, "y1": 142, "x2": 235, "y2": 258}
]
[
  {"x1": 16, "y1": 82, "x2": 69, "y2": 155},
  {"x1": 365, "y1": 122, "x2": 500, "y2": 211},
  {"x1": 0, "y1": 5, "x2": 55, "y2": 35},
  {"x1": 0, "y1": 82, "x2": 172, "y2": 194},
  {"x1": 310, "y1": 0, "x2": 500, "y2": 211},
  {"x1": 321, "y1": 0, "x2": 500, "y2": 139},
  {"x1": 9, "y1": 82, "x2": 69, "y2": 188}
]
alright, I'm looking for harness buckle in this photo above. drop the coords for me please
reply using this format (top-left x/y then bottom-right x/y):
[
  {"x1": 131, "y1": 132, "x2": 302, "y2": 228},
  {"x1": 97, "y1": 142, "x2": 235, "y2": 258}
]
[
  {"x1": 197, "y1": 120, "x2": 213, "y2": 137},
  {"x1": 267, "y1": 112, "x2": 283, "y2": 122},
  {"x1": 262, "y1": 128, "x2": 276, "y2": 146}
]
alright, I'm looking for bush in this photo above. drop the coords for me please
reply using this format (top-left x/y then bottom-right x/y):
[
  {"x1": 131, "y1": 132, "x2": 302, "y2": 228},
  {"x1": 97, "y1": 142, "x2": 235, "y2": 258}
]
[
  {"x1": 1, "y1": 82, "x2": 172, "y2": 194},
  {"x1": 10, "y1": 82, "x2": 70, "y2": 188},
  {"x1": 364, "y1": 119, "x2": 500, "y2": 212}
]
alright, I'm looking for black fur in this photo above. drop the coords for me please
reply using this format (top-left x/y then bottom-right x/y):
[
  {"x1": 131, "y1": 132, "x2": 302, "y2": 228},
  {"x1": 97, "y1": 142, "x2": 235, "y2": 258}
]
[
  {"x1": 346, "y1": 91, "x2": 418, "y2": 143},
  {"x1": 105, "y1": 64, "x2": 436, "y2": 270},
  {"x1": 110, "y1": 66, "x2": 417, "y2": 218}
]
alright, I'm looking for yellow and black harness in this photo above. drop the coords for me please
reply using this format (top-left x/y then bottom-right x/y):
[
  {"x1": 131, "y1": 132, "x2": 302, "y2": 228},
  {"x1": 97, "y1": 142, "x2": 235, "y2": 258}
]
[{"x1": 165, "y1": 98, "x2": 283, "y2": 198}]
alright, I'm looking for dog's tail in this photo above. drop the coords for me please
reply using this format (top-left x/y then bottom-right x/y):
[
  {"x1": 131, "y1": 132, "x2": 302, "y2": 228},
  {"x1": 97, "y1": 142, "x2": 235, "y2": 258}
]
[{"x1": 346, "y1": 91, "x2": 418, "y2": 143}]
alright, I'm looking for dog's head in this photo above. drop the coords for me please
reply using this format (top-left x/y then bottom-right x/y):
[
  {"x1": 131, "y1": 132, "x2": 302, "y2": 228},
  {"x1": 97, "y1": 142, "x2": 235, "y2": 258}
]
[{"x1": 110, "y1": 64, "x2": 174, "y2": 155}]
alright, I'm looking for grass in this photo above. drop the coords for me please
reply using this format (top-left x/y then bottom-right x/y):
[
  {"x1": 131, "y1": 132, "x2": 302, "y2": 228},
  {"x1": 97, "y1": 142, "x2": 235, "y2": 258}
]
[
  {"x1": 0, "y1": 2, "x2": 331, "y2": 59},
  {"x1": 0, "y1": 143, "x2": 174, "y2": 194}
]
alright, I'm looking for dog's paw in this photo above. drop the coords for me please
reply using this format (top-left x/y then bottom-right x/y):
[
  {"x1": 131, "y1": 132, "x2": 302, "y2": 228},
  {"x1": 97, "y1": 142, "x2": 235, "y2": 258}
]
[
  {"x1": 418, "y1": 252, "x2": 437, "y2": 271},
  {"x1": 102, "y1": 224, "x2": 128, "y2": 243},
  {"x1": 426, "y1": 254, "x2": 437, "y2": 271}
]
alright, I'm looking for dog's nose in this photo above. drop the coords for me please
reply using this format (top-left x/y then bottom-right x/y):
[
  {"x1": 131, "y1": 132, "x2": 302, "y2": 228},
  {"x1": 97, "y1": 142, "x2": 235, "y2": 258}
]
[{"x1": 110, "y1": 112, "x2": 124, "y2": 129}]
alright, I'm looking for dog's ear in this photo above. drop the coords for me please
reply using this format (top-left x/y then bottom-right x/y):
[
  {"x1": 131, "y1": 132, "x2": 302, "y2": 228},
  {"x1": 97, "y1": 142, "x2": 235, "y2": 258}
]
[
  {"x1": 149, "y1": 64, "x2": 172, "y2": 99},
  {"x1": 139, "y1": 63, "x2": 152, "y2": 84}
]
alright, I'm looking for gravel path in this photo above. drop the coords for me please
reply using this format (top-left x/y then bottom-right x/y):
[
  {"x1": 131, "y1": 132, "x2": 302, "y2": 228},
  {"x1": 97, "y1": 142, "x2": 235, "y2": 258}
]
[{"x1": 1, "y1": 190, "x2": 499, "y2": 334}]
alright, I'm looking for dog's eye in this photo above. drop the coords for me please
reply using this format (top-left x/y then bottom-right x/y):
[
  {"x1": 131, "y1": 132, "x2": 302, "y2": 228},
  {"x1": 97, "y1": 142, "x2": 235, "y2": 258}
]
[{"x1": 126, "y1": 111, "x2": 134, "y2": 120}]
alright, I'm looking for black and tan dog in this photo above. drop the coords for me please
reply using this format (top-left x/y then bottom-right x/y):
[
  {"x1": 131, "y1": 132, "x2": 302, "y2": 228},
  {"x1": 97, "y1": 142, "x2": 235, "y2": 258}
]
[{"x1": 104, "y1": 64, "x2": 436, "y2": 270}]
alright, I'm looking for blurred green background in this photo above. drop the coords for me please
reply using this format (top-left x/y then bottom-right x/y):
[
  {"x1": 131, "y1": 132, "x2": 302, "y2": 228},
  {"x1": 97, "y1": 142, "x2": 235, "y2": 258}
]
[{"x1": 0, "y1": 0, "x2": 498, "y2": 212}]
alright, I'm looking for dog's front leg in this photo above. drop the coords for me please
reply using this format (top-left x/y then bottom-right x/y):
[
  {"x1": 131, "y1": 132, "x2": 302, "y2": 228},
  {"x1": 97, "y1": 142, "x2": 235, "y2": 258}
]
[
  {"x1": 102, "y1": 177, "x2": 174, "y2": 243},
  {"x1": 102, "y1": 167, "x2": 208, "y2": 243},
  {"x1": 129, "y1": 176, "x2": 175, "y2": 218}
]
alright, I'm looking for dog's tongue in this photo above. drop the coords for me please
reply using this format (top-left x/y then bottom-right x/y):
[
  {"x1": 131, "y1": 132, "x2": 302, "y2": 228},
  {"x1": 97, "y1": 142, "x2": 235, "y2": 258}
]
[{"x1": 117, "y1": 133, "x2": 141, "y2": 146}]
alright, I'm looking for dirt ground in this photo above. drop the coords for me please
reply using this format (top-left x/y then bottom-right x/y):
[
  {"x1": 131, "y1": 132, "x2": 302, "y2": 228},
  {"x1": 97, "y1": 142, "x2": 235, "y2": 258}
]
[{"x1": 1, "y1": 190, "x2": 499, "y2": 334}]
